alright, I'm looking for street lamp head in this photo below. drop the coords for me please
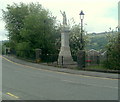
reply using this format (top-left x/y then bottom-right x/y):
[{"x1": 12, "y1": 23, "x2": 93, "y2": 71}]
[
  {"x1": 79, "y1": 10, "x2": 85, "y2": 20},
  {"x1": 79, "y1": 10, "x2": 84, "y2": 15}
]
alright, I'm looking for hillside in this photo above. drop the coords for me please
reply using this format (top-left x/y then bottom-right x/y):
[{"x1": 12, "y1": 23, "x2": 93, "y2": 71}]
[{"x1": 86, "y1": 32, "x2": 117, "y2": 51}]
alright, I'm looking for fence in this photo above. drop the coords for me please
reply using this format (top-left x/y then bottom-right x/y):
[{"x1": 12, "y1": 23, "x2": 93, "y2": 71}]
[
  {"x1": 40, "y1": 54, "x2": 58, "y2": 63},
  {"x1": 5, "y1": 48, "x2": 101, "y2": 67},
  {"x1": 85, "y1": 49, "x2": 100, "y2": 66},
  {"x1": 5, "y1": 49, "x2": 58, "y2": 63}
]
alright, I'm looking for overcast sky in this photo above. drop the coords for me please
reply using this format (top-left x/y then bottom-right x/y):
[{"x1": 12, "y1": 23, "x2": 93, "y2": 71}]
[{"x1": 0, "y1": 0, "x2": 119, "y2": 40}]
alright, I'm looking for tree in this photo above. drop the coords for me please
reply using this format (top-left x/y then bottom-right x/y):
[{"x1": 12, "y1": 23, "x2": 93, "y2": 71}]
[
  {"x1": 3, "y1": 3, "x2": 59, "y2": 58},
  {"x1": 2, "y1": 3, "x2": 29, "y2": 49},
  {"x1": 103, "y1": 32, "x2": 120, "y2": 70},
  {"x1": 69, "y1": 24, "x2": 87, "y2": 55},
  {"x1": 20, "y1": 3, "x2": 57, "y2": 55}
]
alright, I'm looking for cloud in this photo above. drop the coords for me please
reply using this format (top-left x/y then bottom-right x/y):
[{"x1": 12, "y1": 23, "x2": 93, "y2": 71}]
[{"x1": 0, "y1": 0, "x2": 119, "y2": 36}]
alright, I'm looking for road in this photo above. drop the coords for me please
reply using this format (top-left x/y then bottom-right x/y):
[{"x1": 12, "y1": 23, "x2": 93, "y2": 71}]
[{"x1": 2, "y1": 56, "x2": 119, "y2": 100}]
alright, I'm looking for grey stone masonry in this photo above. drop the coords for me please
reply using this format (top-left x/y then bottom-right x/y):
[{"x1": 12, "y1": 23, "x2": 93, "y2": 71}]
[{"x1": 58, "y1": 26, "x2": 74, "y2": 65}]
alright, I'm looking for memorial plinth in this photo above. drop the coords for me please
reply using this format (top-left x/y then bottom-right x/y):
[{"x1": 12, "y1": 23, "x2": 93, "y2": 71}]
[{"x1": 58, "y1": 26, "x2": 74, "y2": 65}]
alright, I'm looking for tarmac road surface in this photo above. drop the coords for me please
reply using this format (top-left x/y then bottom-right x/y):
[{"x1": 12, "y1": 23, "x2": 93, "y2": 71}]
[{"x1": 2, "y1": 56, "x2": 119, "y2": 100}]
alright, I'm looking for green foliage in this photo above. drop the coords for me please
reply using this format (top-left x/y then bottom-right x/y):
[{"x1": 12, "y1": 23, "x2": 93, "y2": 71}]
[
  {"x1": 1, "y1": 40, "x2": 10, "y2": 54},
  {"x1": 103, "y1": 32, "x2": 120, "y2": 70},
  {"x1": 86, "y1": 34, "x2": 108, "y2": 51},
  {"x1": 15, "y1": 42, "x2": 30, "y2": 57},
  {"x1": 2, "y1": 3, "x2": 29, "y2": 45},
  {"x1": 86, "y1": 65, "x2": 106, "y2": 70},
  {"x1": 2, "y1": 3, "x2": 60, "y2": 59},
  {"x1": 69, "y1": 24, "x2": 86, "y2": 55}
]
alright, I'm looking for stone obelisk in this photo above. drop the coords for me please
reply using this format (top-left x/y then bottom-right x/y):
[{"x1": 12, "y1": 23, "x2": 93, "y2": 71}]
[{"x1": 58, "y1": 11, "x2": 74, "y2": 65}]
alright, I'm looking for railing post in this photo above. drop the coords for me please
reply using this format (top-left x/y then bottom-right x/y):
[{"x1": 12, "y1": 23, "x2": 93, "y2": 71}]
[{"x1": 62, "y1": 56, "x2": 63, "y2": 66}]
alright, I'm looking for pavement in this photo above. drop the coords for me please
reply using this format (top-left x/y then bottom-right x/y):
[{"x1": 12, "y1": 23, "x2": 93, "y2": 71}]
[{"x1": 2, "y1": 55, "x2": 119, "y2": 79}]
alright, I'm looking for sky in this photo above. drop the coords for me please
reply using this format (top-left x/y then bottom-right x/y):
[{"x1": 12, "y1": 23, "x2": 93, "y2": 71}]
[{"x1": 0, "y1": 0, "x2": 119, "y2": 40}]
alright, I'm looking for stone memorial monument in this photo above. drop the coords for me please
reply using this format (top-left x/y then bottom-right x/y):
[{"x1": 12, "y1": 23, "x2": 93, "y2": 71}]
[{"x1": 58, "y1": 11, "x2": 74, "y2": 65}]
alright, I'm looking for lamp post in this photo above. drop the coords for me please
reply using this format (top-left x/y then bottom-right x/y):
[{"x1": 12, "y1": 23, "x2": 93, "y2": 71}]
[
  {"x1": 79, "y1": 10, "x2": 85, "y2": 50},
  {"x1": 77, "y1": 10, "x2": 85, "y2": 68}
]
